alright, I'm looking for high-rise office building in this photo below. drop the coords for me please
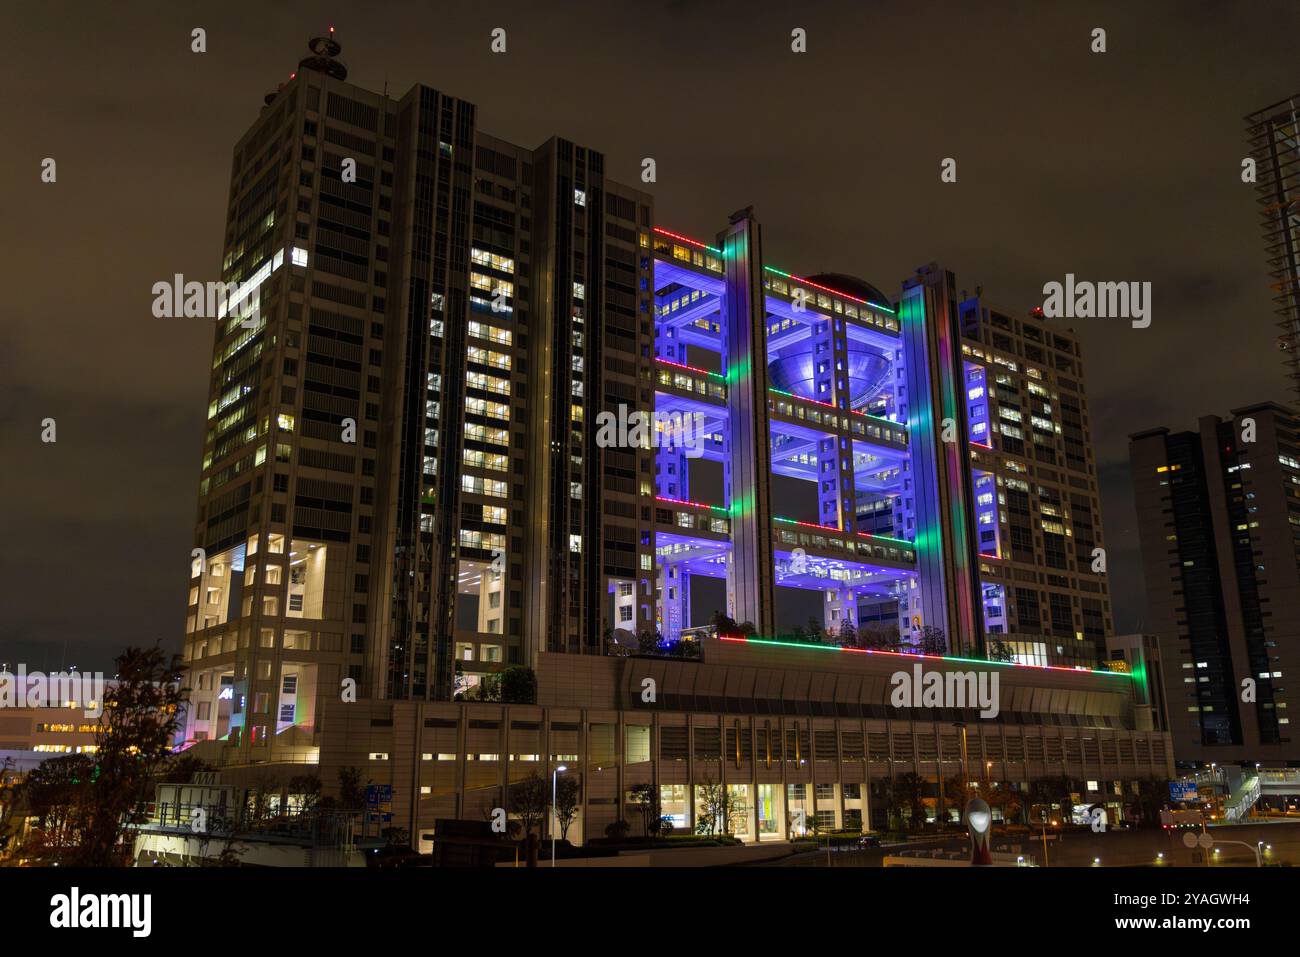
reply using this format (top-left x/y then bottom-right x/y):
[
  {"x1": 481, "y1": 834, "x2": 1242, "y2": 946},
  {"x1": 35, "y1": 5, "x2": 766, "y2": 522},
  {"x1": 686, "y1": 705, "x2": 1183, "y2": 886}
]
[
  {"x1": 183, "y1": 34, "x2": 654, "y2": 754},
  {"x1": 1245, "y1": 95, "x2": 1300, "y2": 404},
  {"x1": 175, "y1": 39, "x2": 1161, "y2": 838},
  {"x1": 1130, "y1": 401, "x2": 1300, "y2": 765}
]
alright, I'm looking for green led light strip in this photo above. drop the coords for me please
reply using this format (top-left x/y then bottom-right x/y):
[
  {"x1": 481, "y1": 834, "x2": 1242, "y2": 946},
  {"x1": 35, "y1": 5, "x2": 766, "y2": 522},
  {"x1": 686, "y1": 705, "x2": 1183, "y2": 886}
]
[{"x1": 718, "y1": 636, "x2": 1133, "y2": 678}]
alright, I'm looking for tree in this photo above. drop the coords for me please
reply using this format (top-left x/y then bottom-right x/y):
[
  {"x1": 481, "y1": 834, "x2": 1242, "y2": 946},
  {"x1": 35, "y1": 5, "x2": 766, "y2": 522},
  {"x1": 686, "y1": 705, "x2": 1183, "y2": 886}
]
[
  {"x1": 465, "y1": 675, "x2": 498, "y2": 701},
  {"x1": 664, "y1": 639, "x2": 701, "y2": 660},
  {"x1": 892, "y1": 772, "x2": 927, "y2": 831},
  {"x1": 554, "y1": 774, "x2": 581, "y2": 840},
  {"x1": 75, "y1": 645, "x2": 188, "y2": 866},
  {"x1": 602, "y1": 627, "x2": 629, "y2": 657},
  {"x1": 510, "y1": 772, "x2": 550, "y2": 837},
  {"x1": 497, "y1": 666, "x2": 536, "y2": 704},
  {"x1": 916, "y1": 626, "x2": 947, "y2": 656},
  {"x1": 837, "y1": 620, "x2": 860, "y2": 649},
  {"x1": 246, "y1": 772, "x2": 279, "y2": 826},
  {"x1": 695, "y1": 781, "x2": 723, "y2": 835},
  {"x1": 193, "y1": 801, "x2": 245, "y2": 867},
  {"x1": 710, "y1": 611, "x2": 740, "y2": 638},
  {"x1": 337, "y1": 766, "x2": 369, "y2": 817},
  {"x1": 628, "y1": 782, "x2": 660, "y2": 837},
  {"x1": 212, "y1": 839, "x2": 246, "y2": 867},
  {"x1": 0, "y1": 758, "x2": 25, "y2": 861},
  {"x1": 987, "y1": 638, "x2": 1015, "y2": 663},
  {"x1": 943, "y1": 774, "x2": 975, "y2": 824},
  {"x1": 695, "y1": 777, "x2": 746, "y2": 836},
  {"x1": 376, "y1": 826, "x2": 417, "y2": 866},
  {"x1": 805, "y1": 616, "x2": 827, "y2": 644},
  {"x1": 860, "y1": 621, "x2": 902, "y2": 652},
  {"x1": 466, "y1": 666, "x2": 538, "y2": 703},
  {"x1": 604, "y1": 819, "x2": 630, "y2": 842},
  {"x1": 1130, "y1": 778, "x2": 1168, "y2": 827},
  {"x1": 1030, "y1": 775, "x2": 1075, "y2": 824},
  {"x1": 155, "y1": 752, "x2": 213, "y2": 789},
  {"x1": 637, "y1": 629, "x2": 659, "y2": 655},
  {"x1": 288, "y1": 773, "x2": 322, "y2": 815},
  {"x1": 987, "y1": 783, "x2": 1025, "y2": 824},
  {"x1": 11, "y1": 754, "x2": 93, "y2": 863},
  {"x1": 804, "y1": 805, "x2": 824, "y2": 839}
]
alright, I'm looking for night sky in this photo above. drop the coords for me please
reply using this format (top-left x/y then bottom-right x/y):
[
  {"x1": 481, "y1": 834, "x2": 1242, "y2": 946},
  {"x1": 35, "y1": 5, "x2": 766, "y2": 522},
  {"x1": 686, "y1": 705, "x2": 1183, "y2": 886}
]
[{"x1": 3, "y1": 1, "x2": 1295, "y2": 672}]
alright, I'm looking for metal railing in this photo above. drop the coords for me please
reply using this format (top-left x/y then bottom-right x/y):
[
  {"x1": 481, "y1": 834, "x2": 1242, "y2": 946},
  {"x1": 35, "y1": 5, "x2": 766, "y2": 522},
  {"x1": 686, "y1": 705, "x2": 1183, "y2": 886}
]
[
  {"x1": 1224, "y1": 776, "x2": 1261, "y2": 823},
  {"x1": 142, "y1": 800, "x2": 361, "y2": 847}
]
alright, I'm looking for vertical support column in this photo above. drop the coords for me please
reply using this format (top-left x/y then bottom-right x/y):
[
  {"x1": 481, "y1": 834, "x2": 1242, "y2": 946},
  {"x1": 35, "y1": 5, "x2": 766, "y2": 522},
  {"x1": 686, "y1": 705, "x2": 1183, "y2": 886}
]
[
  {"x1": 658, "y1": 563, "x2": 687, "y2": 641},
  {"x1": 899, "y1": 265, "x2": 982, "y2": 655},
  {"x1": 655, "y1": 439, "x2": 694, "y2": 638},
  {"x1": 718, "y1": 210, "x2": 775, "y2": 636},
  {"x1": 822, "y1": 584, "x2": 856, "y2": 636},
  {"x1": 809, "y1": 316, "x2": 859, "y2": 534},
  {"x1": 657, "y1": 444, "x2": 691, "y2": 501}
]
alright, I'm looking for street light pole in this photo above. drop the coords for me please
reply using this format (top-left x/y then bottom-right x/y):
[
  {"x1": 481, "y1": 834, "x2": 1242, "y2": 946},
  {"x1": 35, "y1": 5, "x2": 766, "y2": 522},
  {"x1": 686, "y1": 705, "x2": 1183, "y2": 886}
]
[
  {"x1": 1212, "y1": 839, "x2": 1263, "y2": 867},
  {"x1": 952, "y1": 721, "x2": 969, "y2": 826},
  {"x1": 551, "y1": 765, "x2": 567, "y2": 868}
]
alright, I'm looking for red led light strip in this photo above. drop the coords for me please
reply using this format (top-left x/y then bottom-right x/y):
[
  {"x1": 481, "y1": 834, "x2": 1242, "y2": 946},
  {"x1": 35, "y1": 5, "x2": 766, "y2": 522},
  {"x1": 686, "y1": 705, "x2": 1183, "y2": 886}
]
[
  {"x1": 656, "y1": 495, "x2": 719, "y2": 511},
  {"x1": 652, "y1": 226, "x2": 718, "y2": 253},
  {"x1": 656, "y1": 357, "x2": 714, "y2": 377}
]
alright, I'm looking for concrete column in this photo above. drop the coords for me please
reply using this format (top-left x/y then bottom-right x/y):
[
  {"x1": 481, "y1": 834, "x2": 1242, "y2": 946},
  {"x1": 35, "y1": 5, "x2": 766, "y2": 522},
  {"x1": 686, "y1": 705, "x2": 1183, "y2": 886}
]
[
  {"x1": 455, "y1": 705, "x2": 467, "y2": 821},
  {"x1": 659, "y1": 563, "x2": 686, "y2": 641},
  {"x1": 717, "y1": 210, "x2": 775, "y2": 635},
  {"x1": 810, "y1": 315, "x2": 859, "y2": 533},
  {"x1": 657, "y1": 444, "x2": 692, "y2": 501},
  {"x1": 822, "y1": 584, "x2": 856, "y2": 636},
  {"x1": 899, "y1": 266, "x2": 983, "y2": 655}
]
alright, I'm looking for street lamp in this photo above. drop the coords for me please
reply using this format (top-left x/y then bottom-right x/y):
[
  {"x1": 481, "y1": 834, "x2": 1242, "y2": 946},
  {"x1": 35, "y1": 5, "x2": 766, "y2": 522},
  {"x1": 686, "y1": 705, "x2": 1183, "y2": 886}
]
[
  {"x1": 551, "y1": 765, "x2": 568, "y2": 868},
  {"x1": 1036, "y1": 806, "x2": 1055, "y2": 867},
  {"x1": 1209, "y1": 840, "x2": 1262, "y2": 866}
]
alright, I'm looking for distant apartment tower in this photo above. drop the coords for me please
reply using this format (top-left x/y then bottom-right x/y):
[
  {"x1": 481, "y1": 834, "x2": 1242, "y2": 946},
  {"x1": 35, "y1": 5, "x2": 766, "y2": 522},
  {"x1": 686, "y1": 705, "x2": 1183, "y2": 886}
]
[
  {"x1": 1130, "y1": 402, "x2": 1300, "y2": 765},
  {"x1": 1245, "y1": 95, "x2": 1300, "y2": 404},
  {"x1": 182, "y1": 35, "x2": 653, "y2": 758}
]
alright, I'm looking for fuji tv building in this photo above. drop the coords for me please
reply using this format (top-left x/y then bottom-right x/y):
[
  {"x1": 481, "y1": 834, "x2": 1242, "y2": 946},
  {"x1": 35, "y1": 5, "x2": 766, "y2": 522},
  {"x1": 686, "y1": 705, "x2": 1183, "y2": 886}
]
[{"x1": 172, "y1": 40, "x2": 1172, "y2": 849}]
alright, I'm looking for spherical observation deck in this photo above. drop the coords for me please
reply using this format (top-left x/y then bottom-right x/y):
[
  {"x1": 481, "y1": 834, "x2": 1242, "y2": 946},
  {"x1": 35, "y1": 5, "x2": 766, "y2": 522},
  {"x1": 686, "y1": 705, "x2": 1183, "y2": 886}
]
[{"x1": 767, "y1": 273, "x2": 894, "y2": 406}]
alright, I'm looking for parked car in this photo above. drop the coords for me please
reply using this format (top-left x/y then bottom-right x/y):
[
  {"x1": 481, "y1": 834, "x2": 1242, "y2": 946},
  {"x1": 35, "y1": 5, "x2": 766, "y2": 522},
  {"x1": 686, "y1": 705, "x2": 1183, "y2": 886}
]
[{"x1": 858, "y1": 834, "x2": 882, "y2": 848}]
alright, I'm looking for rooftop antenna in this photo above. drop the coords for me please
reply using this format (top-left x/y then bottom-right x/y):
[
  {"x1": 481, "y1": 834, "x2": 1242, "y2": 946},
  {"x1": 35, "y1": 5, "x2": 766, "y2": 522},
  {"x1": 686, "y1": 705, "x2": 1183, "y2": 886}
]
[{"x1": 299, "y1": 25, "x2": 347, "y2": 81}]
